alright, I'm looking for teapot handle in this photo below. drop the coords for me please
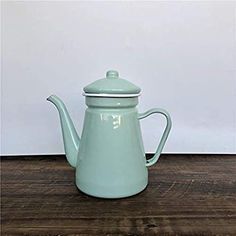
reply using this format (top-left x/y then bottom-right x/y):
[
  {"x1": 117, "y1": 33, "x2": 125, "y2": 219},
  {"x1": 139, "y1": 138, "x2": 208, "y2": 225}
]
[{"x1": 138, "y1": 108, "x2": 172, "y2": 167}]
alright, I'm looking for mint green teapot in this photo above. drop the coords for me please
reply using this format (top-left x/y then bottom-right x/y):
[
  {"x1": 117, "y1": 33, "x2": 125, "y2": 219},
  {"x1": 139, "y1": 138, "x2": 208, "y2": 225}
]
[{"x1": 47, "y1": 70, "x2": 171, "y2": 198}]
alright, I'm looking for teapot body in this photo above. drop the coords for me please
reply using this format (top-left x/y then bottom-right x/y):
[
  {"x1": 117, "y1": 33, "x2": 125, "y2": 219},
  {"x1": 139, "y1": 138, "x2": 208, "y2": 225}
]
[{"x1": 76, "y1": 97, "x2": 148, "y2": 198}]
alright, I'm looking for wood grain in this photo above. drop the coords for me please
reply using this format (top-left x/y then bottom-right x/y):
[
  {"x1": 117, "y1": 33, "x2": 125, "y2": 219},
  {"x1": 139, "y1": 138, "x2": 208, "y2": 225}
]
[{"x1": 1, "y1": 154, "x2": 236, "y2": 235}]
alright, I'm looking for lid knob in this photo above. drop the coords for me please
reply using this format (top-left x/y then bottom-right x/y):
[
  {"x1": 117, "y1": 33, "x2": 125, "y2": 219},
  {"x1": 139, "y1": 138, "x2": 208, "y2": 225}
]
[{"x1": 106, "y1": 70, "x2": 119, "y2": 79}]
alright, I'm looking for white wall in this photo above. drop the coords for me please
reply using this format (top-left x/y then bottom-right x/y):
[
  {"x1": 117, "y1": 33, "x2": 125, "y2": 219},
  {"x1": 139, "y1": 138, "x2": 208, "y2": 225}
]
[{"x1": 2, "y1": 1, "x2": 236, "y2": 155}]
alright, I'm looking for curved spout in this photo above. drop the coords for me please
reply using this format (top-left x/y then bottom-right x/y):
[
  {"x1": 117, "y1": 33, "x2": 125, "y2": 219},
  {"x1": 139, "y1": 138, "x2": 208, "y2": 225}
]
[{"x1": 47, "y1": 95, "x2": 80, "y2": 168}]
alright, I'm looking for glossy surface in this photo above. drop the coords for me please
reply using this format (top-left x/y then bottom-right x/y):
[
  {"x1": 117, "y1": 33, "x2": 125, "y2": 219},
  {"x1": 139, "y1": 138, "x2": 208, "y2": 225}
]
[
  {"x1": 47, "y1": 70, "x2": 172, "y2": 198},
  {"x1": 83, "y1": 70, "x2": 141, "y2": 95},
  {"x1": 77, "y1": 99, "x2": 147, "y2": 198}
]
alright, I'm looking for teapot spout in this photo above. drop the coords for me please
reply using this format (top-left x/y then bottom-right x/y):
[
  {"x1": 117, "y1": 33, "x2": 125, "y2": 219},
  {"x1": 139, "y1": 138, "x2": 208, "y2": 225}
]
[{"x1": 47, "y1": 95, "x2": 80, "y2": 168}]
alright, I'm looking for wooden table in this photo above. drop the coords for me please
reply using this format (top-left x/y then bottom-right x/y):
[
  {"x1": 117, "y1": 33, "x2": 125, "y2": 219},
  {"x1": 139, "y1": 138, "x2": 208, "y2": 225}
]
[{"x1": 2, "y1": 155, "x2": 236, "y2": 235}]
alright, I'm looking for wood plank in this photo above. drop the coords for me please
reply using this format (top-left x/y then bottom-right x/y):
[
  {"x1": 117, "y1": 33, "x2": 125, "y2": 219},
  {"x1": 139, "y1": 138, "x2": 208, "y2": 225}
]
[{"x1": 1, "y1": 154, "x2": 236, "y2": 235}]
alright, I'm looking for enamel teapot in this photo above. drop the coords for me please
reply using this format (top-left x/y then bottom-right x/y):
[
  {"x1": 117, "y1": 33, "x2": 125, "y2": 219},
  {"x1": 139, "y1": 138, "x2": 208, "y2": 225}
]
[{"x1": 47, "y1": 70, "x2": 172, "y2": 198}]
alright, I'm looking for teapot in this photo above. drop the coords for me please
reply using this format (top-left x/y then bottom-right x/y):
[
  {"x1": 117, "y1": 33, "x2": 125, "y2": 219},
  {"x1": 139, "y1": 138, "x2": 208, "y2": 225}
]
[{"x1": 47, "y1": 70, "x2": 172, "y2": 198}]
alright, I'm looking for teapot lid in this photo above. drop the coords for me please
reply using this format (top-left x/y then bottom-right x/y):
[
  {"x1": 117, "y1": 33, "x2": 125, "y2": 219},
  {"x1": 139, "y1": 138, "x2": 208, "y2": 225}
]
[{"x1": 83, "y1": 70, "x2": 141, "y2": 97}]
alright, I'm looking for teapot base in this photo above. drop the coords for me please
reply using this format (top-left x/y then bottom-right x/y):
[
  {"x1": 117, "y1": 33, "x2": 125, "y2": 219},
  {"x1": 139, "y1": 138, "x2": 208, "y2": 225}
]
[{"x1": 75, "y1": 180, "x2": 148, "y2": 199}]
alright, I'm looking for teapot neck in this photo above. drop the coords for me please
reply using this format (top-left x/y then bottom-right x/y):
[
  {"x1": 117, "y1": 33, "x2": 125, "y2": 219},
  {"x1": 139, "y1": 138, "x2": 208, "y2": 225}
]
[{"x1": 85, "y1": 97, "x2": 138, "y2": 109}]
